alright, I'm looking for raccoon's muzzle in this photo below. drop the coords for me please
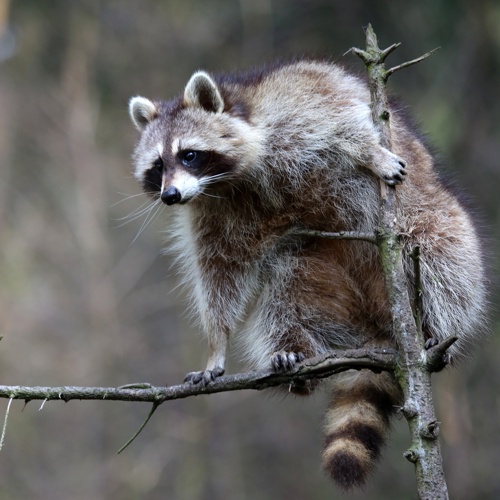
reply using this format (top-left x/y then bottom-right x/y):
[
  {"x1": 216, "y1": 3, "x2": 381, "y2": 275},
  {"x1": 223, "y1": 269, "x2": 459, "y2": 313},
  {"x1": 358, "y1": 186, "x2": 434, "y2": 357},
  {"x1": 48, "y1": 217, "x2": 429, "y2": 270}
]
[{"x1": 161, "y1": 186, "x2": 182, "y2": 205}]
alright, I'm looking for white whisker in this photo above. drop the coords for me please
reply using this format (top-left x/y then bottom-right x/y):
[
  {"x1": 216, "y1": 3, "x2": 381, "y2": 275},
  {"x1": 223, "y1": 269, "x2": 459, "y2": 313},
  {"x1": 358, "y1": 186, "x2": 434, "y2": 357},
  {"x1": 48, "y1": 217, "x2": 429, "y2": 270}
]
[
  {"x1": 130, "y1": 198, "x2": 164, "y2": 245},
  {"x1": 201, "y1": 172, "x2": 233, "y2": 185},
  {"x1": 110, "y1": 192, "x2": 150, "y2": 208},
  {"x1": 201, "y1": 192, "x2": 225, "y2": 200},
  {"x1": 199, "y1": 172, "x2": 241, "y2": 194},
  {"x1": 113, "y1": 199, "x2": 159, "y2": 226}
]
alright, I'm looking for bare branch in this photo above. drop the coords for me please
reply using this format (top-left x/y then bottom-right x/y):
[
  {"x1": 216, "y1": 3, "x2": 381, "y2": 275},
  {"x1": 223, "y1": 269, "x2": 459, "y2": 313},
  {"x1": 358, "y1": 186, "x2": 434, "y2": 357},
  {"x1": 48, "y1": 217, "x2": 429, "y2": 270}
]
[
  {"x1": 352, "y1": 25, "x2": 449, "y2": 500},
  {"x1": 290, "y1": 229, "x2": 377, "y2": 244},
  {"x1": 347, "y1": 25, "x2": 401, "y2": 64},
  {"x1": 380, "y1": 42, "x2": 402, "y2": 62},
  {"x1": 0, "y1": 348, "x2": 396, "y2": 404},
  {"x1": 386, "y1": 47, "x2": 441, "y2": 80}
]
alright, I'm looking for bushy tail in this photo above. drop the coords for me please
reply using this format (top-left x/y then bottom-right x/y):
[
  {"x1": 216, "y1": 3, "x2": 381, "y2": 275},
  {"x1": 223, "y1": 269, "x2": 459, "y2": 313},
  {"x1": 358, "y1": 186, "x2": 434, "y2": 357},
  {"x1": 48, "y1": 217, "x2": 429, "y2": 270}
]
[{"x1": 322, "y1": 370, "x2": 402, "y2": 490}]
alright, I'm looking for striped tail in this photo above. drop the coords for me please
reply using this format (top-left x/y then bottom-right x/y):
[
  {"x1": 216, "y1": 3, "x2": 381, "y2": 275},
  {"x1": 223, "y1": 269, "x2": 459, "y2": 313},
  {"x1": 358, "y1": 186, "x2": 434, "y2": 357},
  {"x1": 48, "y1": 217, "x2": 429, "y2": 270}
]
[{"x1": 322, "y1": 370, "x2": 402, "y2": 490}]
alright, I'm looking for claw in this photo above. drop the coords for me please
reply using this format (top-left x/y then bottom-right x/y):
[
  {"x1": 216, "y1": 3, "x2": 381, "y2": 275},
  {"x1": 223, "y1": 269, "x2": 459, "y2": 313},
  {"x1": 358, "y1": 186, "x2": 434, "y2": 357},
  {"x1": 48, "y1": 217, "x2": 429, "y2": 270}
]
[
  {"x1": 424, "y1": 338, "x2": 439, "y2": 350},
  {"x1": 374, "y1": 147, "x2": 408, "y2": 186},
  {"x1": 271, "y1": 351, "x2": 305, "y2": 372},
  {"x1": 184, "y1": 367, "x2": 225, "y2": 386}
]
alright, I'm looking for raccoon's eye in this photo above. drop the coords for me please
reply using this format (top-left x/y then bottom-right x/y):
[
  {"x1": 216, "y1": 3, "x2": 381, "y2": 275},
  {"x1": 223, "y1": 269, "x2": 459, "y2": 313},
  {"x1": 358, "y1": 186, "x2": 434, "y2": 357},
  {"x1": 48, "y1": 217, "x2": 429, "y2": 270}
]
[
  {"x1": 182, "y1": 150, "x2": 197, "y2": 164},
  {"x1": 153, "y1": 158, "x2": 163, "y2": 172},
  {"x1": 179, "y1": 150, "x2": 208, "y2": 169}
]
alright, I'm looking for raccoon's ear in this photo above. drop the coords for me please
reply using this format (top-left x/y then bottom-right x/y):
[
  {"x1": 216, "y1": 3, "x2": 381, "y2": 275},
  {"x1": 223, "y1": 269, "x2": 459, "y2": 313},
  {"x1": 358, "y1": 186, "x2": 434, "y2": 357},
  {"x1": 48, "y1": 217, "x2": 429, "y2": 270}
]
[
  {"x1": 129, "y1": 97, "x2": 158, "y2": 131},
  {"x1": 183, "y1": 71, "x2": 224, "y2": 113}
]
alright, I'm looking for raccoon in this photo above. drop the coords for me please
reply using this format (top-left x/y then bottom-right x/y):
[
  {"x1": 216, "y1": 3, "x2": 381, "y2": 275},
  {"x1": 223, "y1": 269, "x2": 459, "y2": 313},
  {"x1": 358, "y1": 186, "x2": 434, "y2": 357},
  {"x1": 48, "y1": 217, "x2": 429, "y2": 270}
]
[{"x1": 128, "y1": 60, "x2": 487, "y2": 489}]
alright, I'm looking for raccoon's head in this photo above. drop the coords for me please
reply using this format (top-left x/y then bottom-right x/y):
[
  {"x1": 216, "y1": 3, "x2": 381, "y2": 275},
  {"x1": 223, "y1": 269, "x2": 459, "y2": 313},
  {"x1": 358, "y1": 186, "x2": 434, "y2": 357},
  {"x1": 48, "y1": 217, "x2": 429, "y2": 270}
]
[{"x1": 129, "y1": 71, "x2": 264, "y2": 205}]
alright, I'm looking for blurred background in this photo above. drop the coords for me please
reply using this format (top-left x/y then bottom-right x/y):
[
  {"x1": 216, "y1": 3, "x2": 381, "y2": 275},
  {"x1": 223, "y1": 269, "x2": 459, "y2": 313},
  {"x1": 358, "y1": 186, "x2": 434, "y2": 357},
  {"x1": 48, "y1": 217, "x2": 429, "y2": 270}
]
[{"x1": 0, "y1": 0, "x2": 499, "y2": 499}]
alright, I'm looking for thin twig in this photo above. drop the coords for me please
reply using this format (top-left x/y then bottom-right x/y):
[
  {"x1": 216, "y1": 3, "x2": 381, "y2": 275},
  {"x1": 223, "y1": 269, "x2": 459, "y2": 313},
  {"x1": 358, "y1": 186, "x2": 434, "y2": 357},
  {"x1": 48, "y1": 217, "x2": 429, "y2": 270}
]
[
  {"x1": 386, "y1": 47, "x2": 441, "y2": 80},
  {"x1": 380, "y1": 42, "x2": 402, "y2": 62},
  {"x1": 0, "y1": 398, "x2": 13, "y2": 451},
  {"x1": 117, "y1": 402, "x2": 160, "y2": 454}
]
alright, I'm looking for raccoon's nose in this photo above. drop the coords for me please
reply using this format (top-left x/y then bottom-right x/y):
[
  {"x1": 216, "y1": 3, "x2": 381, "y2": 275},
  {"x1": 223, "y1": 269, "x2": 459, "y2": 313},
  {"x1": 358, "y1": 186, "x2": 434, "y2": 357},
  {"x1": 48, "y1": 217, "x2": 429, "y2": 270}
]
[{"x1": 161, "y1": 186, "x2": 182, "y2": 205}]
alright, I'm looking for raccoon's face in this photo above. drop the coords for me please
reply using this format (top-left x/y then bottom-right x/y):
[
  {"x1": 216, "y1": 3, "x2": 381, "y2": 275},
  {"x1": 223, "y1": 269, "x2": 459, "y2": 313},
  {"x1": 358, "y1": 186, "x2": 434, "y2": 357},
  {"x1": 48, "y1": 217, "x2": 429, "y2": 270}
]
[{"x1": 129, "y1": 71, "x2": 264, "y2": 205}]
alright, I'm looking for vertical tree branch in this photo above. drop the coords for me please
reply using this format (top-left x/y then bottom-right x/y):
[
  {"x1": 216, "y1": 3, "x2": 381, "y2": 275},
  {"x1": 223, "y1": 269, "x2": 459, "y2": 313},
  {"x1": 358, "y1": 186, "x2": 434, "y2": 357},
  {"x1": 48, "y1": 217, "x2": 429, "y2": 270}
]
[{"x1": 352, "y1": 25, "x2": 449, "y2": 500}]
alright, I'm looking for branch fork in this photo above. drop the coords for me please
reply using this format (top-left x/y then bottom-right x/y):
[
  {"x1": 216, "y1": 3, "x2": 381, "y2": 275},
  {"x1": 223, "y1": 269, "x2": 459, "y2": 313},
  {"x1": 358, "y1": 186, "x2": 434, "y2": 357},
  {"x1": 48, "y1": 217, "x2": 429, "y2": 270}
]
[{"x1": 352, "y1": 23, "x2": 449, "y2": 499}]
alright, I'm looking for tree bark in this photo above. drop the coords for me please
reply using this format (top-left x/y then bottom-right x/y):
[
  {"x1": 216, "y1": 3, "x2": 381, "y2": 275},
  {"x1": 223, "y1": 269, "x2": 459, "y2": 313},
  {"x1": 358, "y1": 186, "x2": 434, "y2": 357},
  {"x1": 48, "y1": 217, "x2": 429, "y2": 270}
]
[
  {"x1": 352, "y1": 24, "x2": 449, "y2": 500},
  {"x1": 0, "y1": 348, "x2": 396, "y2": 404}
]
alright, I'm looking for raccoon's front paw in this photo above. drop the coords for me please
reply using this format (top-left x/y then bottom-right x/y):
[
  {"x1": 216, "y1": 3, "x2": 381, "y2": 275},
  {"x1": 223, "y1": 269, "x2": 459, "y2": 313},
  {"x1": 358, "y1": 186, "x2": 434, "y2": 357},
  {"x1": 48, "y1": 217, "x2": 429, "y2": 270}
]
[
  {"x1": 184, "y1": 367, "x2": 225, "y2": 386},
  {"x1": 271, "y1": 351, "x2": 305, "y2": 372},
  {"x1": 373, "y1": 147, "x2": 407, "y2": 186}
]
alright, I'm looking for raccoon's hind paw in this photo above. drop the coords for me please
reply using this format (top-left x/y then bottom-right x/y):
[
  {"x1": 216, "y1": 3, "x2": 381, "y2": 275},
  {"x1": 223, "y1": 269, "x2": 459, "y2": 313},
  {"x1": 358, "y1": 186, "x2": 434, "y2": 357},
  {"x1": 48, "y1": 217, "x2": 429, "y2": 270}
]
[
  {"x1": 372, "y1": 146, "x2": 407, "y2": 186},
  {"x1": 184, "y1": 367, "x2": 225, "y2": 386},
  {"x1": 424, "y1": 337, "x2": 452, "y2": 371},
  {"x1": 271, "y1": 351, "x2": 305, "y2": 372},
  {"x1": 424, "y1": 337, "x2": 439, "y2": 349}
]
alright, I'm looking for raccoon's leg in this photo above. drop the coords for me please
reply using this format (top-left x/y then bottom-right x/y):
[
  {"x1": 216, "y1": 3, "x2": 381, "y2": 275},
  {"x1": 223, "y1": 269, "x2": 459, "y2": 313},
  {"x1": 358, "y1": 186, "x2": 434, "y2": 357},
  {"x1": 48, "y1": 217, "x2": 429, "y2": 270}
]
[
  {"x1": 184, "y1": 326, "x2": 228, "y2": 385},
  {"x1": 331, "y1": 102, "x2": 406, "y2": 185},
  {"x1": 245, "y1": 248, "x2": 370, "y2": 395},
  {"x1": 322, "y1": 367, "x2": 402, "y2": 490},
  {"x1": 401, "y1": 202, "x2": 487, "y2": 359},
  {"x1": 242, "y1": 283, "x2": 326, "y2": 395},
  {"x1": 184, "y1": 260, "x2": 257, "y2": 386}
]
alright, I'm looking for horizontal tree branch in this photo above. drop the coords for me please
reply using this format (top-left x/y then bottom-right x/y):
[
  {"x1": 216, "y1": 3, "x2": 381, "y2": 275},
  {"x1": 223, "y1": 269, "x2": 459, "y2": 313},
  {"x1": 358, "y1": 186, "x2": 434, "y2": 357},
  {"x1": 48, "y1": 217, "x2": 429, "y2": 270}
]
[
  {"x1": 290, "y1": 229, "x2": 377, "y2": 244},
  {"x1": 0, "y1": 348, "x2": 397, "y2": 405}
]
